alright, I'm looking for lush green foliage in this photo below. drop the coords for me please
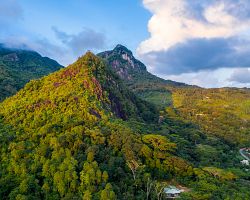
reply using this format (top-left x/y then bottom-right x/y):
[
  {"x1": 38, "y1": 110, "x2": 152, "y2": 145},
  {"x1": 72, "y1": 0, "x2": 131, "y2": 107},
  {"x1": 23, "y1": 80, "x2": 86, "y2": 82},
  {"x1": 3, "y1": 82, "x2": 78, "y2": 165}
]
[
  {"x1": 98, "y1": 45, "x2": 250, "y2": 199},
  {"x1": 0, "y1": 49, "x2": 249, "y2": 199},
  {"x1": 0, "y1": 53, "x2": 192, "y2": 199},
  {"x1": 170, "y1": 87, "x2": 250, "y2": 145},
  {"x1": 0, "y1": 45, "x2": 62, "y2": 101}
]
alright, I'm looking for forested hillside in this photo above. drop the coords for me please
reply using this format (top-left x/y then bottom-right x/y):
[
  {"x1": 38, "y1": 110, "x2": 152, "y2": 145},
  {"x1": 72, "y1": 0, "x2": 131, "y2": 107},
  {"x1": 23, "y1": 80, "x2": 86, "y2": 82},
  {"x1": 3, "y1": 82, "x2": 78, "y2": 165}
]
[
  {"x1": 0, "y1": 49, "x2": 249, "y2": 199},
  {"x1": 0, "y1": 52, "x2": 190, "y2": 199},
  {"x1": 0, "y1": 45, "x2": 63, "y2": 101},
  {"x1": 169, "y1": 87, "x2": 250, "y2": 145},
  {"x1": 99, "y1": 45, "x2": 250, "y2": 146}
]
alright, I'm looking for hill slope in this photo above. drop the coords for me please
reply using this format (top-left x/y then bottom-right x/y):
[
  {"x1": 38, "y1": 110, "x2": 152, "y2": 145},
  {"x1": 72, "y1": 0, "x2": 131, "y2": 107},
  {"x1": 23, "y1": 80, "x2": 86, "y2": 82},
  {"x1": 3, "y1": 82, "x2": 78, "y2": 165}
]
[
  {"x1": 169, "y1": 87, "x2": 250, "y2": 145},
  {"x1": 98, "y1": 45, "x2": 188, "y2": 108},
  {"x1": 0, "y1": 52, "x2": 191, "y2": 199},
  {"x1": 0, "y1": 51, "x2": 249, "y2": 199},
  {"x1": 0, "y1": 45, "x2": 63, "y2": 101}
]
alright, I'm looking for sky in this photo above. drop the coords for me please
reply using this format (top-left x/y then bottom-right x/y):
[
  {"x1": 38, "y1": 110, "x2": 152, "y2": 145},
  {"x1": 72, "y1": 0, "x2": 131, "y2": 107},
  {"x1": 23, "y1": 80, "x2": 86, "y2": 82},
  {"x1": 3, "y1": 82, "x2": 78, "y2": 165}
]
[{"x1": 1, "y1": 0, "x2": 250, "y2": 88}]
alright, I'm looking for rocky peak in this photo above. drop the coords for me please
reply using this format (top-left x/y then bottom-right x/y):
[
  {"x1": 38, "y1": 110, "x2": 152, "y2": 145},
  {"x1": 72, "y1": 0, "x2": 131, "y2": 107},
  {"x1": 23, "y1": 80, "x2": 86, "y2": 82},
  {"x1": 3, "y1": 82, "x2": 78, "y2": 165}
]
[
  {"x1": 113, "y1": 44, "x2": 133, "y2": 56},
  {"x1": 97, "y1": 45, "x2": 147, "y2": 80},
  {"x1": 113, "y1": 45, "x2": 136, "y2": 66}
]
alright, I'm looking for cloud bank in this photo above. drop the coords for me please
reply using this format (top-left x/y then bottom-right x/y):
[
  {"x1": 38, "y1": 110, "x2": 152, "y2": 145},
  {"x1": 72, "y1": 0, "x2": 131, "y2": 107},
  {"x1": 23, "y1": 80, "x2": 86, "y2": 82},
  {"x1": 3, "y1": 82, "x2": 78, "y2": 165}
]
[
  {"x1": 138, "y1": 0, "x2": 250, "y2": 86},
  {"x1": 141, "y1": 37, "x2": 250, "y2": 75},
  {"x1": 0, "y1": 0, "x2": 107, "y2": 66}
]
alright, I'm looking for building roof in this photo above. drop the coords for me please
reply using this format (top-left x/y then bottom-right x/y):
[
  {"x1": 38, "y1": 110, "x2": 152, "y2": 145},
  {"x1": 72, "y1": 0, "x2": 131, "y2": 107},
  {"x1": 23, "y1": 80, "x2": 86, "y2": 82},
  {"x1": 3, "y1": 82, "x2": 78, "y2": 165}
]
[{"x1": 164, "y1": 186, "x2": 183, "y2": 194}]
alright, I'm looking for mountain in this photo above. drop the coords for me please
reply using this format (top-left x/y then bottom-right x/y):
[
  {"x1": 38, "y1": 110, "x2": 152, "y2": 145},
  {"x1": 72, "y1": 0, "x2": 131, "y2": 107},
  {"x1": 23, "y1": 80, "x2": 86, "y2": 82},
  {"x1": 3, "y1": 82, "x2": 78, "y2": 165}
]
[
  {"x1": 87, "y1": 56, "x2": 158, "y2": 122},
  {"x1": 99, "y1": 45, "x2": 250, "y2": 146},
  {"x1": 0, "y1": 52, "x2": 193, "y2": 199},
  {"x1": 98, "y1": 44, "x2": 185, "y2": 87},
  {"x1": 0, "y1": 51, "x2": 249, "y2": 199},
  {"x1": 0, "y1": 45, "x2": 63, "y2": 101},
  {"x1": 98, "y1": 45, "x2": 188, "y2": 108}
]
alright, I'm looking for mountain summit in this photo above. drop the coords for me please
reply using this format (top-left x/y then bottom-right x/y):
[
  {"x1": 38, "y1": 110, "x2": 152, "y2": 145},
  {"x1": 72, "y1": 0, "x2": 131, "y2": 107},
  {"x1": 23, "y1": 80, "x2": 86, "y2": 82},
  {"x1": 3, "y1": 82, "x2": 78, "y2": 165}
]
[
  {"x1": 98, "y1": 44, "x2": 147, "y2": 80},
  {"x1": 113, "y1": 44, "x2": 134, "y2": 56},
  {"x1": 98, "y1": 44, "x2": 187, "y2": 87},
  {"x1": 98, "y1": 45, "x2": 187, "y2": 108}
]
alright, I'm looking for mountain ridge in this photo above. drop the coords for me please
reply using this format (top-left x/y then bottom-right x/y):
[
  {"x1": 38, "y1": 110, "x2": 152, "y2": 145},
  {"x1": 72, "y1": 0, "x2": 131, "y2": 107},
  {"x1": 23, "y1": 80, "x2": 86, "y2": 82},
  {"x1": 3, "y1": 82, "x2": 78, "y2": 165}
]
[
  {"x1": 98, "y1": 45, "x2": 250, "y2": 146},
  {"x1": 0, "y1": 45, "x2": 63, "y2": 101}
]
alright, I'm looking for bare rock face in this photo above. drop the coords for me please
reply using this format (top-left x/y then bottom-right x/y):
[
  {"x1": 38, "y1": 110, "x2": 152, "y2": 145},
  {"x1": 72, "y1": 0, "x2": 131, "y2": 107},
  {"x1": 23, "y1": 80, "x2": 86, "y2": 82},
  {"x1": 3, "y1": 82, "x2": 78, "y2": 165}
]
[
  {"x1": 122, "y1": 53, "x2": 135, "y2": 68},
  {"x1": 97, "y1": 44, "x2": 147, "y2": 81}
]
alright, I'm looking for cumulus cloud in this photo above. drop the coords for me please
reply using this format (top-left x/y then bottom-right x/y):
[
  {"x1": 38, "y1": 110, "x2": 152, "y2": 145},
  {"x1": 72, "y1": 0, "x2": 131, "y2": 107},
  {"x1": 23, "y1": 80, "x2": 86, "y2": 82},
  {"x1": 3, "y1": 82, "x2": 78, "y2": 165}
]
[
  {"x1": 137, "y1": 0, "x2": 250, "y2": 76},
  {"x1": 228, "y1": 68, "x2": 250, "y2": 83},
  {"x1": 142, "y1": 37, "x2": 250, "y2": 75},
  {"x1": 52, "y1": 27, "x2": 106, "y2": 56},
  {"x1": 138, "y1": 0, "x2": 250, "y2": 54}
]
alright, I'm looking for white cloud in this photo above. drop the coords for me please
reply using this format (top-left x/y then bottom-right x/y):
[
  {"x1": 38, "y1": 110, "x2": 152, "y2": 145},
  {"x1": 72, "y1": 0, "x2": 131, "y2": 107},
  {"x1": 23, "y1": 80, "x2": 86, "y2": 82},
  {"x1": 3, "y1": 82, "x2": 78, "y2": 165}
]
[
  {"x1": 138, "y1": 0, "x2": 250, "y2": 55},
  {"x1": 137, "y1": 0, "x2": 250, "y2": 87}
]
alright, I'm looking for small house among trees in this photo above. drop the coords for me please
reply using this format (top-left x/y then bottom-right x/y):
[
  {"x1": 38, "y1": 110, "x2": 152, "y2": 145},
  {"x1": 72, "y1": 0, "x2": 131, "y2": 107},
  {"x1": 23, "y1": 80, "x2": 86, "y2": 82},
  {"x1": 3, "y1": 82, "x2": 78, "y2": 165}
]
[{"x1": 164, "y1": 186, "x2": 183, "y2": 199}]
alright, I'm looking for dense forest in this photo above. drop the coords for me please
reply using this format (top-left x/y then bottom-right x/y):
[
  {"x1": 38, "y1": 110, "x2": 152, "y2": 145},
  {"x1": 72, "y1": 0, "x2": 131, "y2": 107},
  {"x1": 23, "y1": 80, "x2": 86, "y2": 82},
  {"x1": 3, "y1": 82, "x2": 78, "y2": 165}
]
[
  {"x1": 169, "y1": 87, "x2": 250, "y2": 145},
  {"x1": 0, "y1": 45, "x2": 63, "y2": 102},
  {"x1": 0, "y1": 49, "x2": 249, "y2": 199}
]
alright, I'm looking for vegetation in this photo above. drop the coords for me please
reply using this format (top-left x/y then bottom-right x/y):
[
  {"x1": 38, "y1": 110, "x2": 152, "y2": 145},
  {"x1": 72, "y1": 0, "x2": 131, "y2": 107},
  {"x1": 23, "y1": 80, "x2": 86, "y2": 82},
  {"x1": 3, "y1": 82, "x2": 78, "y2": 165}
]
[
  {"x1": 170, "y1": 87, "x2": 250, "y2": 145},
  {"x1": 0, "y1": 48, "x2": 249, "y2": 199},
  {"x1": 0, "y1": 53, "x2": 191, "y2": 199},
  {"x1": 98, "y1": 45, "x2": 250, "y2": 199},
  {"x1": 0, "y1": 45, "x2": 63, "y2": 101}
]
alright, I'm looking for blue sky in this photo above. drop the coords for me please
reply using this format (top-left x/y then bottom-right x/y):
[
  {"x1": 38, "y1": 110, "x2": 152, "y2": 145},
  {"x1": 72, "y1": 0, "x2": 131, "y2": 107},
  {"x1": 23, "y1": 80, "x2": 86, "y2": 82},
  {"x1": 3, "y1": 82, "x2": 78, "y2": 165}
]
[
  {"x1": 1, "y1": 0, "x2": 250, "y2": 88},
  {"x1": 1, "y1": 0, "x2": 150, "y2": 59},
  {"x1": 24, "y1": 0, "x2": 150, "y2": 47}
]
